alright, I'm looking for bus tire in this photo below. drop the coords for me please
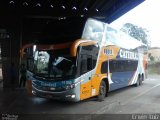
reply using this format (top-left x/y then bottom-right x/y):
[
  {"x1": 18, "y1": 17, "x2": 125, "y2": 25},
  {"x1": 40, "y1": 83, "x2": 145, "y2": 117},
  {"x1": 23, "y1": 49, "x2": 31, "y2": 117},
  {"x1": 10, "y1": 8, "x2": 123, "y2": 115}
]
[
  {"x1": 97, "y1": 81, "x2": 106, "y2": 102},
  {"x1": 135, "y1": 76, "x2": 140, "y2": 87},
  {"x1": 139, "y1": 75, "x2": 143, "y2": 85}
]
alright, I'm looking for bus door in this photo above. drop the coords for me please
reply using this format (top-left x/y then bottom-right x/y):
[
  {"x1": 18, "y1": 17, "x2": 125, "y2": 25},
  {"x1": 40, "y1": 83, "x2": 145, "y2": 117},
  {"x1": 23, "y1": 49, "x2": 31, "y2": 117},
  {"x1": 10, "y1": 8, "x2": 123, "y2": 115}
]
[
  {"x1": 78, "y1": 45, "x2": 99, "y2": 100},
  {"x1": 79, "y1": 54, "x2": 92, "y2": 100}
]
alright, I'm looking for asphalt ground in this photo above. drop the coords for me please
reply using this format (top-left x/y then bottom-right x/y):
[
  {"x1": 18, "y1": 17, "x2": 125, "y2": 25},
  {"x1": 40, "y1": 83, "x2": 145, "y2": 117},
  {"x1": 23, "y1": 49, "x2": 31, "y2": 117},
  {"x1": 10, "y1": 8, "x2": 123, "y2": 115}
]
[{"x1": 0, "y1": 74, "x2": 160, "y2": 120}]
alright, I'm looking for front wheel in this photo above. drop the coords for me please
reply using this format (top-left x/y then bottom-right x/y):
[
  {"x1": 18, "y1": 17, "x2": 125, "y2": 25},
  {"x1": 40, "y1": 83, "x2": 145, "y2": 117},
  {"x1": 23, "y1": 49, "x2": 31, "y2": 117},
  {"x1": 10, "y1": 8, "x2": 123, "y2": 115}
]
[{"x1": 97, "y1": 81, "x2": 106, "y2": 101}]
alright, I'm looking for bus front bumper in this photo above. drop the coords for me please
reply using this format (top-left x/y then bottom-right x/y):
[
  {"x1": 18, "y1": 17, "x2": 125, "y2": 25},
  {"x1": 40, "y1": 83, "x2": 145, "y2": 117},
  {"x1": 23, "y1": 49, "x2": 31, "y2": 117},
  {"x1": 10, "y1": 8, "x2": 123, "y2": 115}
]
[{"x1": 32, "y1": 85, "x2": 80, "y2": 102}]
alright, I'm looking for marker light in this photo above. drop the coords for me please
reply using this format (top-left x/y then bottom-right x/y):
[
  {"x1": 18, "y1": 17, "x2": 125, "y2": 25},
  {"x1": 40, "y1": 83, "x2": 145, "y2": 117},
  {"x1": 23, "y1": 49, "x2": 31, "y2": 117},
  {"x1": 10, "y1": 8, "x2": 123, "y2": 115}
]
[
  {"x1": 9, "y1": 1, "x2": 15, "y2": 4},
  {"x1": 50, "y1": 5, "x2": 54, "y2": 8},
  {"x1": 23, "y1": 2, "x2": 28, "y2": 6},
  {"x1": 84, "y1": 8, "x2": 88, "y2": 11},
  {"x1": 36, "y1": 3, "x2": 41, "y2": 7},
  {"x1": 62, "y1": 5, "x2": 66, "y2": 9},
  {"x1": 72, "y1": 6, "x2": 77, "y2": 10}
]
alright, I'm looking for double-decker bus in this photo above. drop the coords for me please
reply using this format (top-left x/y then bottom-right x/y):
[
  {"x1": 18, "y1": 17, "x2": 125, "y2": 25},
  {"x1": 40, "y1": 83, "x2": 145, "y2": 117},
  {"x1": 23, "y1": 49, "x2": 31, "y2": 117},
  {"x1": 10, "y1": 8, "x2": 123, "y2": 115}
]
[{"x1": 26, "y1": 18, "x2": 148, "y2": 102}]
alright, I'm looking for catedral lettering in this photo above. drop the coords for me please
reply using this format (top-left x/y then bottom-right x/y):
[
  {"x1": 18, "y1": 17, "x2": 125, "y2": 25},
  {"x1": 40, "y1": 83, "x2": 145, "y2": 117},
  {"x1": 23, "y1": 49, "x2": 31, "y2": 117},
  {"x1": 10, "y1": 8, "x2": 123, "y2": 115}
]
[
  {"x1": 119, "y1": 49, "x2": 138, "y2": 60},
  {"x1": 22, "y1": 18, "x2": 148, "y2": 102}
]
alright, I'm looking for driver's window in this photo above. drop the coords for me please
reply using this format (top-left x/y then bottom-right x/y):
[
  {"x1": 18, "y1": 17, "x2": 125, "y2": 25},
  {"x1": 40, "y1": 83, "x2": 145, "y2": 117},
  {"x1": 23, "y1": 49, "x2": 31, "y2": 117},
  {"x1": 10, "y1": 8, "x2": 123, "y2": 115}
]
[
  {"x1": 87, "y1": 56, "x2": 92, "y2": 71},
  {"x1": 80, "y1": 54, "x2": 87, "y2": 74}
]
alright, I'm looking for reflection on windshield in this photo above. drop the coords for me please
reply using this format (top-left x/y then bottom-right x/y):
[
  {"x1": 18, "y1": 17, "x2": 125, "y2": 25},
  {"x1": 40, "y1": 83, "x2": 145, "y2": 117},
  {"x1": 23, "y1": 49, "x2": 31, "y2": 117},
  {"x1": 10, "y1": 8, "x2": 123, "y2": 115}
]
[
  {"x1": 82, "y1": 18, "x2": 104, "y2": 44},
  {"x1": 33, "y1": 51, "x2": 76, "y2": 79}
]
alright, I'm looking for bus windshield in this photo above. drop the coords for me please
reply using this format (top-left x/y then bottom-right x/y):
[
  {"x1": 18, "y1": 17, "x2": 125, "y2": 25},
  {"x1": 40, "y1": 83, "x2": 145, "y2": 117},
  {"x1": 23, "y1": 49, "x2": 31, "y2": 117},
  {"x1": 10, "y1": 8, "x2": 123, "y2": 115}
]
[
  {"x1": 82, "y1": 18, "x2": 105, "y2": 45},
  {"x1": 33, "y1": 50, "x2": 76, "y2": 80}
]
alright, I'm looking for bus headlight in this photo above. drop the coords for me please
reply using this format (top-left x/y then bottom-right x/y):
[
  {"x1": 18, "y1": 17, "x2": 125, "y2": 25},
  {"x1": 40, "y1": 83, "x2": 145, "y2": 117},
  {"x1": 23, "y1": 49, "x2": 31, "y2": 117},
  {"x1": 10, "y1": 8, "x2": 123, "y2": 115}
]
[
  {"x1": 65, "y1": 84, "x2": 75, "y2": 90},
  {"x1": 65, "y1": 94, "x2": 76, "y2": 98},
  {"x1": 65, "y1": 82, "x2": 79, "y2": 90}
]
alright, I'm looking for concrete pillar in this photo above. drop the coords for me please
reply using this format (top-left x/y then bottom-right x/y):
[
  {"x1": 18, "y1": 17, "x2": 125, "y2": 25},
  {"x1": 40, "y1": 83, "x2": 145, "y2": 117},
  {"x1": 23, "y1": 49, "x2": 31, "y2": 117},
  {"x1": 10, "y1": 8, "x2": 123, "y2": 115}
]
[
  {"x1": 1, "y1": 38, "x2": 11, "y2": 88},
  {"x1": 0, "y1": 17, "x2": 21, "y2": 89}
]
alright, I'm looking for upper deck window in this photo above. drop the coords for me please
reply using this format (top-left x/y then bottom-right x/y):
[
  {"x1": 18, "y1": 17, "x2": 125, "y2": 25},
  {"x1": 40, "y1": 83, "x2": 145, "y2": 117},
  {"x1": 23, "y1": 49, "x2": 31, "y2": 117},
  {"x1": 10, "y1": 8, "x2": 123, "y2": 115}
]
[{"x1": 82, "y1": 19, "x2": 104, "y2": 45}]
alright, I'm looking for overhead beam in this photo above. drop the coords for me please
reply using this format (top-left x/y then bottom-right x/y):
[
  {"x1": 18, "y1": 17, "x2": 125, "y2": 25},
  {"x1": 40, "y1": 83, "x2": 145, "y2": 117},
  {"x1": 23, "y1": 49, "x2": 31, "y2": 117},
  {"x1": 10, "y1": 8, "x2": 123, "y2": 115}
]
[{"x1": 106, "y1": 0, "x2": 145, "y2": 23}]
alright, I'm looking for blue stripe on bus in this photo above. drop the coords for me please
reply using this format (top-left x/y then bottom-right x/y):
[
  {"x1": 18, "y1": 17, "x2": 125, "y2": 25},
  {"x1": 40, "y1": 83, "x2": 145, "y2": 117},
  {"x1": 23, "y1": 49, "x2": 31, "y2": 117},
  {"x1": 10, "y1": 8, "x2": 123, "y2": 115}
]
[
  {"x1": 109, "y1": 71, "x2": 135, "y2": 91},
  {"x1": 33, "y1": 79, "x2": 74, "y2": 88}
]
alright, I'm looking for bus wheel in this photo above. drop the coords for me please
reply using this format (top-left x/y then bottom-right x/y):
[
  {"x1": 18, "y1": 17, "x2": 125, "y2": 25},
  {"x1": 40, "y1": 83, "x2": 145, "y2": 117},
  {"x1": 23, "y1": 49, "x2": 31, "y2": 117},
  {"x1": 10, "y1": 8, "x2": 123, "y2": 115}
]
[
  {"x1": 139, "y1": 75, "x2": 143, "y2": 85},
  {"x1": 97, "y1": 81, "x2": 106, "y2": 101},
  {"x1": 135, "y1": 76, "x2": 140, "y2": 87}
]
